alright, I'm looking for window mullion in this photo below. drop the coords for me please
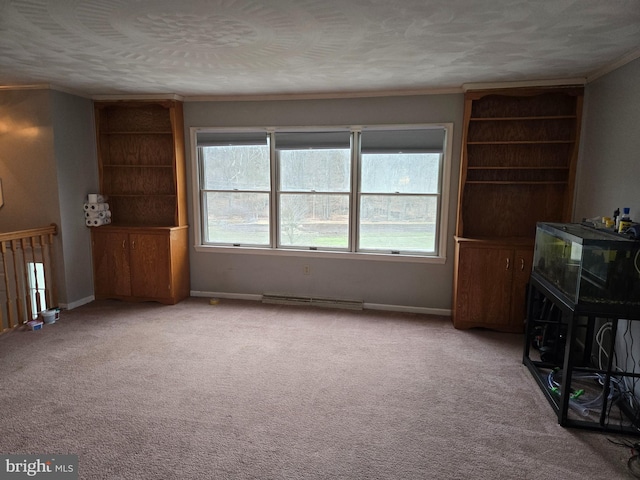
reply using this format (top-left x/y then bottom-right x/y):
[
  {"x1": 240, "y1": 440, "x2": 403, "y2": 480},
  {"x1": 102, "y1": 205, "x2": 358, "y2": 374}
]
[
  {"x1": 269, "y1": 132, "x2": 277, "y2": 248},
  {"x1": 350, "y1": 131, "x2": 361, "y2": 253}
]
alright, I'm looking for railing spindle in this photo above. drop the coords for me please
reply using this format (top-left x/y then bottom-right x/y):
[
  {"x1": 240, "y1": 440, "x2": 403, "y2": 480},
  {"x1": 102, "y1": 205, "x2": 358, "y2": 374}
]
[
  {"x1": 30, "y1": 236, "x2": 42, "y2": 315},
  {"x1": 11, "y1": 239, "x2": 24, "y2": 324},
  {"x1": 20, "y1": 238, "x2": 33, "y2": 321},
  {"x1": 0, "y1": 225, "x2": 58, "y2": 332},
  {"x1": 1, "y1": 241, "x2": 15, "y2": 330}
]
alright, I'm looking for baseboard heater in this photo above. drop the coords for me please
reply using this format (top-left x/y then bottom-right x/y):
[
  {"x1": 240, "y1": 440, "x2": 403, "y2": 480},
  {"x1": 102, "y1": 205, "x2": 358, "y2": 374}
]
[{"x1": 261, "y1": 294, "x2": 363, "y2": 311}]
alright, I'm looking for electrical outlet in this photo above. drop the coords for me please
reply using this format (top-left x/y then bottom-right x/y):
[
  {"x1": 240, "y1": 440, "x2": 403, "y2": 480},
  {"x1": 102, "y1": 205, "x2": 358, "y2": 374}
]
[{"x1": 303, "y1": 265, "x2": 311, "y2": 275}]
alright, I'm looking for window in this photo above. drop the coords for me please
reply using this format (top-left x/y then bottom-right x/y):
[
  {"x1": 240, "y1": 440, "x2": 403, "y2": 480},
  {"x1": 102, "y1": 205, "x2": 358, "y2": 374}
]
[
  {"x1": 194, "y1": 125, "x2": 451, "y2": 259},
  {"x1": 359, "y1": 128, "x2": 443, "y2": 254},
  {"x1": 276, "y1": 131, "x2": 352, "y2": 250},
  {"x1": 199, "y1": 132, "x2": 270, "y2": 246}
]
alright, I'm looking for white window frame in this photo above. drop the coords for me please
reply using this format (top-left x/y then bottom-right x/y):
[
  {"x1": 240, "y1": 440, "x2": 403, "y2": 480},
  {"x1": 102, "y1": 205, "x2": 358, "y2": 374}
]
[
  {"x1": 275, "y1": 129, "x2": 353, "y2": 252},
  {"x1": 190, "y1": 124, "x2": 453, "y2": 264},
  {"x1": 199, "y1": 132, "x2": 272, "y2": 247}
]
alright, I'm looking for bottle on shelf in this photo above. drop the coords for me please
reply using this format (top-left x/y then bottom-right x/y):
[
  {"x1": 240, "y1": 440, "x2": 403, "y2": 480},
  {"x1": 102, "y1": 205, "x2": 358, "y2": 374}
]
[{"x1": 618, "y1": 207, "x2": 632, "y2": 233}]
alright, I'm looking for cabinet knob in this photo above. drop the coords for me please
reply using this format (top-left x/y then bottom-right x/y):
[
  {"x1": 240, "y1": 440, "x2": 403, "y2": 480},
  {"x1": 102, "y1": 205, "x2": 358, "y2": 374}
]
[
  {"x1": 122, "y1": 240, "x2": 126, "y2": 249},
  {"x1": 521, "y1": 258, "x2": 525, "y2": 271},
  {"x1": 506, "y1": 258, "x2": 510, "y2": 270}
]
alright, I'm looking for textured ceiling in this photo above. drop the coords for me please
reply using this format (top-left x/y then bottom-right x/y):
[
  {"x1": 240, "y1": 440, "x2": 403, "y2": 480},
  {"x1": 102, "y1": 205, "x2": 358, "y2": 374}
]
[{"x1": 0, "y1": 0, "x2": 639, "y2": 98}]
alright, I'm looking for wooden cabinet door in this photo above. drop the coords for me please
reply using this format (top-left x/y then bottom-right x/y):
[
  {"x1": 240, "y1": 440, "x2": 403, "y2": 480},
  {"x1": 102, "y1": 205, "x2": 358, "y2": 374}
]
[
  {"x1": 92, "y1": 230, "x2": 131, "y2": 297},
  {"x1": 454, "y1": 245, "x2": 513, "y2": 328},
  {"x1": 129, "y1": 233, "x2": 171, "y2": 299},
  {"x1": 509, "y1": 249, "x2": 534, "y2": 332}
]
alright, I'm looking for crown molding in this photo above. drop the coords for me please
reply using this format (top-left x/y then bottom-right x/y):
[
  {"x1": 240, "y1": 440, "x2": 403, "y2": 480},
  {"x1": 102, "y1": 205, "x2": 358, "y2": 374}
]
[
  {"x1": 51, "y1": 84, "x2": 92, "y2": 98},
  {"x1": 91, "y1": 93, "x2": 185, "y2": 101},
  {"x1": 184, "y1": 86, "x2": 463, "y2": 102},
  {"x1": 462, "y1": 77, "x2": 587, "y2": 92},
  {"x1": 586, "y1": 48, "x2": 640, "y2": 83},
  {"x1": 0, "y1": 83, "x2": 92, "y2": 98},
  {"x1": 0, "y1": 83, "x2": 51, "y2": 91}
]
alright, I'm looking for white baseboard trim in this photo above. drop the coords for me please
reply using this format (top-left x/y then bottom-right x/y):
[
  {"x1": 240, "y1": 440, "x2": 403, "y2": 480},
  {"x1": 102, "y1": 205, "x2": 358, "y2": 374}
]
[
  {"x1": 190, "y1": 290, "x2": 451, "y2": 317},
  {"x1": 59, "y1": 295, "x2": 95, "y2": 311},
  {"x1": 190, "y1": 291, "x2": 263, "y2": 302},
  {"x1": 364, "y1": 303, "x2": 451, "y2": 316}
]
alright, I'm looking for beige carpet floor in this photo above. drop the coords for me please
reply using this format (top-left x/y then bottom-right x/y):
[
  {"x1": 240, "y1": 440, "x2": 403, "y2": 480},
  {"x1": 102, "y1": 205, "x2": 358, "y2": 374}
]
[{"x1": 0, "y1": 297, "x2": 637, "y2": 479}]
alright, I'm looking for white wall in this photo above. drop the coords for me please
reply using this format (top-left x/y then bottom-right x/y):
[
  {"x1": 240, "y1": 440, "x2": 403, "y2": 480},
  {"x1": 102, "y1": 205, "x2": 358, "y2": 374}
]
[
  {"x1": 574, "y1": 57, "x2": 640, "y2": 222},
  {"x1": 50, "y1": 90, "x2": 99, "y2": 308},
  {"x1": 184, "y1": 94, "x2": 464, "y2": 312}
]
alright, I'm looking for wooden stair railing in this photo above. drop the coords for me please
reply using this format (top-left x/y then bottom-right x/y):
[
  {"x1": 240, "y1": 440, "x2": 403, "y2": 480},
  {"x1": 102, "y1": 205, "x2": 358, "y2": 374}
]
[{"x1": 0, "y1": 224, "x2": 58, "y2": 333}]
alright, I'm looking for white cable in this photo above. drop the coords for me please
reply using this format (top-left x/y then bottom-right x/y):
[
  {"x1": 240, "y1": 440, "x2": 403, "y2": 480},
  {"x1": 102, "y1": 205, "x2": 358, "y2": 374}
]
[{"x1": 595, "y1": 321, "x2": 613, "y2": 371}]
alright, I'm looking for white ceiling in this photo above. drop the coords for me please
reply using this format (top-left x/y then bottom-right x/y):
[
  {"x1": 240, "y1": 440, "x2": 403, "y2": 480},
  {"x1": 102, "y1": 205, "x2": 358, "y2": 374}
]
[{"x1": 0, "y1": 0, "x2": 639, "y2": 98}]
